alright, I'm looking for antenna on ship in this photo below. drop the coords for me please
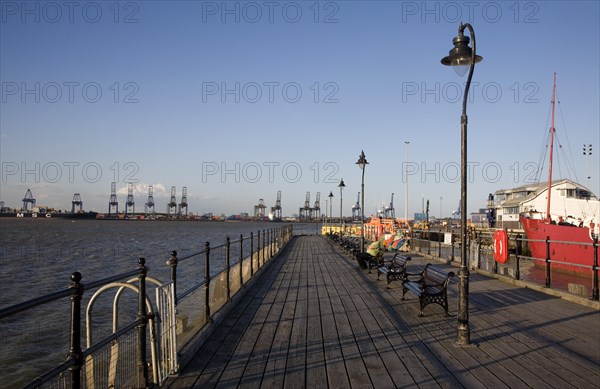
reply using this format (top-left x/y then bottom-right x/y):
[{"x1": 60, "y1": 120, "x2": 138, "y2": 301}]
[
  {"x1": 178, "y1": 186, "x2": 188, "y2": 217},
  {"x1": 108, "y1": 182, "x2": 118, "y2": 218},
  {"x1": 145, "y1": 185, "x2": 155, "y2": 219},
  {"x1": 71, "y1": 193, "x2": 82, "y2": 214},
  {"x1": 545, "y1": 73, "x2": 558, "y2": 223},
  {"x1": 125, "y1": 183, "x2": 135, "y2": 218},
  {"x1": 583, "y1": 144, "x2": 592, "y2": 186},
  {"x1": 22, "y1": 189, "x2": 36, "y2": 211},
  {"x1": 167, "y1": 186, "x2": 177, "y2": 218}
]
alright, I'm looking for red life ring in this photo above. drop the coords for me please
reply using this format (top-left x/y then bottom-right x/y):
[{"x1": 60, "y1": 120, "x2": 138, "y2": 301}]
[{"x1": 493, "y1": 230, "x2": 508, "y2": 263}]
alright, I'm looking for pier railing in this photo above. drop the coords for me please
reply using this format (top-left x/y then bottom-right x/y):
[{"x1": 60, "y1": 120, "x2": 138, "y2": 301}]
[
  {"x1": 410, "y1": 228, "x2": 599, "y2": 301},
  {"x1": 158, "y1": 225, "x2": 294, "y2": 368},
  {"x1": 0, "y1": 260, "x2": 152, "y2": 389},
  {"x1": 0, "y1": 224, "x2": 294, "y2": 388}
]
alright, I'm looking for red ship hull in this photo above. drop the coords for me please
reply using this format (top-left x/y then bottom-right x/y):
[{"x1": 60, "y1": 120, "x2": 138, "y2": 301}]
[{"x1": 520, "y1": 216, "x2": 595, "y2": 274}]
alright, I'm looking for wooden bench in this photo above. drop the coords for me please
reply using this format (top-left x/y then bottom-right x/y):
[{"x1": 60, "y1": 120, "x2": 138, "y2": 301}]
[
  {"x1": 377, "y1": 254, "x2": 411, "y2": 287},
  {"x1": 402, "y1": 264, "x2": 455, "y2": 316}
]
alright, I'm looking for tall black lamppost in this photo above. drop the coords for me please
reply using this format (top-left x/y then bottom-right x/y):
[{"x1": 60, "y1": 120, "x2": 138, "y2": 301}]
[
  {"x1": 328, "y1": 191, "x2": 334, "y2": 233},
  {"x1": 338, "y1": 178, "x2": 346, "y2": 234},
  {"x1": 356, "y1": 151, "x2": 369, "y2": 252},
  {"x1": 441, "y1": 22, "x2": 482, "y2": 346}
]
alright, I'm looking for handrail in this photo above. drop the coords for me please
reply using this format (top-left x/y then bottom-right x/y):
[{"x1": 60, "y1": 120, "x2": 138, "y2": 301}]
[
  {"x1": 85, "y1": 268, "x2": 142, "y2": 290},
  {"x1": 0, "y1": 288, "x2": 73, "y2": 319},
  {"x1": 406, "y1": 228, "x2": 599, "y2": 301},
  {"x1": 23, "y1": 358, "x2": 77, "y2": 389},
  {"x1": 0, "y1": 224, "x2": 295, "y2": 388},
  {"x1": 0, "y1": 268, "x2": 142, "y2": 319}
]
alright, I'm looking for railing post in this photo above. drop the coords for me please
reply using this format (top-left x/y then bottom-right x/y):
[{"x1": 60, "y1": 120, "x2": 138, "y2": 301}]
[
  {"x1": 205, "y1": 242, "x2": 212, "y2": 323},
  {"x1": 226, "y1": 237, "x2": 231, "y2": 301},
  {"x1": 476, "y1": 233, "x2": 482, "y2": 270},
  {"x1": 258, "y1": 230, "x2": 262, "y2": 268},
  {"x1": 438, "y1": 232, "x2": 442, "y2": 258},
  {"x1": 451, "y1": 234, "x2": 455, "y2": 262},
  {"x1": 239, "y1": 234, "x2": 244, "y2": 287},
  {"x1": 492, "y1": 232, "x2": 497, "y2": 273},
  {"x1": 69, "y1": 272, "x2": 83, "y2": 389},
  {"x1": 545, "y1": 236, "x2": 551, "y2": 288},
  {"x1": 250, "y1": 232, "x2": 254, "y2": 277},
  {"x1": 493, "y1": 252, "x2": 498, "y2": 274},
  {"x1": 136, "y1": 258, "x2": 149, "y2": 388},
  {"x1": 427, "y1": 229, "x2": 431, "y2": 255},
  {"x1": 279, "y1": 227, "x2": 283, "y2": 251},
  {"x1": 270, "y1": 229, "x2": 273, "y2": 258},
  {"x1": 592, "y1": 237, "x2": 599, "y2": 301},
  {"x1": 262, "y1": 229, "x2": 266, "y2": 264},
  {"x1": 167, "y1": 250, "x2": 178, "y2": 305},
  {"x1": 515, "y1": 234, "x2": 521, "y2": 280}
]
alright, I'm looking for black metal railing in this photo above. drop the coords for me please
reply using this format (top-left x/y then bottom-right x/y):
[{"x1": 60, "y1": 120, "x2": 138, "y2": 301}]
[
  {"x1": 0, "y1": 259, "x2": 149, "y2": 389},
  {"x1": 410, "y1": 228, "x2": 599, "y2": 301},
  {"x1": 0, "y1": 225, "x2": 294, "y2": 388},
  {"x1": 161, "y1": 225, "x2": 294, "y2": 353}
]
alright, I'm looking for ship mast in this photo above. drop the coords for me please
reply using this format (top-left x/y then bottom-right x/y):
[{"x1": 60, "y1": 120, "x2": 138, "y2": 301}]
[{"x1": 545, "y1": 73, "x2": 557, "y2": 223}]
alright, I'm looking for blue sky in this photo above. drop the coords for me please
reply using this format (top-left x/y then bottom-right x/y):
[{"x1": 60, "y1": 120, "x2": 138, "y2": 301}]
[{"x1": 1, "y1": 0, "x2": 599, "y2": 218}]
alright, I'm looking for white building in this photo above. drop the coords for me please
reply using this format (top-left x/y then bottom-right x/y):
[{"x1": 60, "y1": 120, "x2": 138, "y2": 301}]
[{"x1": 489, "y1": 179, "x2": 600, "y2": 230}]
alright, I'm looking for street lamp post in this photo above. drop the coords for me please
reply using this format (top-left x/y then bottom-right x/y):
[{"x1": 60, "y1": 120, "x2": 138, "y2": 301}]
[
  {"x1": 328, "y1": 191, "x2": 334, "y2": 234},
  {"x1": 338, "y1": 179, "x2": 346, "y2": 234},
  {"x1": 356, "y1": 151, "x2": 369, "y2": 253},
  {"x1": 404, "y1": 141, "x2": 410, "y2": 228},
  {"x1": 441, "y1": 22, "x2": 483, "y2": 346}
]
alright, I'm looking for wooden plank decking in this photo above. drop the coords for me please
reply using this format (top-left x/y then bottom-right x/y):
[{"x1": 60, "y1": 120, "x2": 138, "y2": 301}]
[{"x1": 166, "y1": 235, "x2": 600, "y2": 388}]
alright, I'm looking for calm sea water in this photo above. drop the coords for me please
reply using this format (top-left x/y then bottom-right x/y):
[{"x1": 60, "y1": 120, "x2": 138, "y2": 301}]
[{"x1": 0, "y1": 219, "x2": 318, "y2": 388}]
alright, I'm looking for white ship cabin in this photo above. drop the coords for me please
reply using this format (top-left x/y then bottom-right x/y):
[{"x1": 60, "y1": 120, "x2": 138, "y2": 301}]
[{"x1": 489, "y1": 179, "x2": 600, "y2": 230}]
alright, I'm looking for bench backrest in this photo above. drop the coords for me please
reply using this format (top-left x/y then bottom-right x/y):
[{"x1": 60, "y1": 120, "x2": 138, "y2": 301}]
[
  {"x1": 422, "y1": 264, "x2": 455, "y2": 287},
  {"x1": 391, "y1": 255, "x2": 411, "y2": 267}
]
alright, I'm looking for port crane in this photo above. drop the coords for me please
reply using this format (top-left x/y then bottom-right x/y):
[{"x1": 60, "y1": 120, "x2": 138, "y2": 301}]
[
  {"x1": 452, "y1": 200, "x2": 461, "y2": 218},
  {"x1": 145, "y1": 186, "x2": 155, "y2": 219},
  {"x1": 125, "y1": 183, "x2": 135, "y2": 218},
  {"x1": 352, "y1": 192, "x2": 361, "y2": 220},
  {"x1": 271, "y1": 191, "x2": 282, "y2": 219},
  {"x1": 254, "y1": 198, "x2": 266, "y2": 218},
  {"x1": 167, "y1": 186, "x2": 177, "y2": 217},
  {"x1": 384, "y1": 193, "x2": 395, "y2": 219},
  {"x1": 108, "y1": 182, "x2": 118, "y2": 217},
  {"x1": 312, "y1": 192, "x2": 321, "y2": 219},
  {"x1": 22, "y1": 189, "x2": 36, "y2": 211},
  {"x1": 178, "y1": 187, "x2": 188, "y2": 217},
  {"x1": 71, "y1": 193, "x2": 83, "y2": 213},
  {"x1": 300, "y1": 192, "x2": 311, "y2": 220}
]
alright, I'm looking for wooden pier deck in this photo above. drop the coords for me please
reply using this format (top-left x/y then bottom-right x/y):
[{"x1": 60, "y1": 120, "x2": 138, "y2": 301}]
[{"x1": 166, "y1": 235, "x2": 600, "y2": 388}]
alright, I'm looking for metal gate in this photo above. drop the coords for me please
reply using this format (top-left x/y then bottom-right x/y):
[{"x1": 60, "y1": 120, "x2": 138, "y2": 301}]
[{"x1": 155, "y1": 281, "x2": 178, "y2": 385}]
